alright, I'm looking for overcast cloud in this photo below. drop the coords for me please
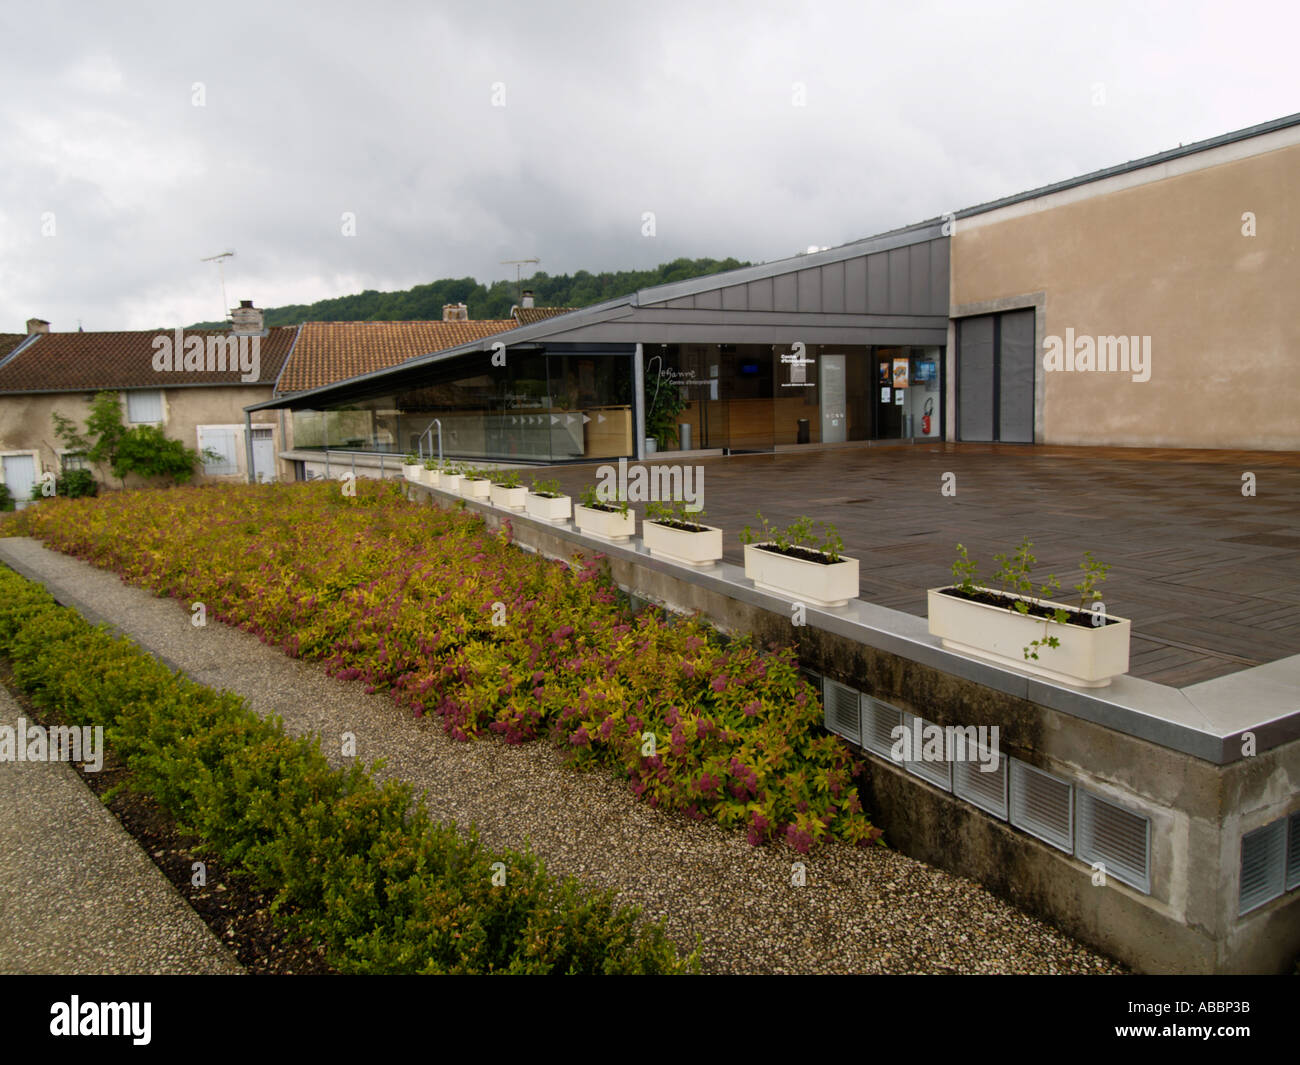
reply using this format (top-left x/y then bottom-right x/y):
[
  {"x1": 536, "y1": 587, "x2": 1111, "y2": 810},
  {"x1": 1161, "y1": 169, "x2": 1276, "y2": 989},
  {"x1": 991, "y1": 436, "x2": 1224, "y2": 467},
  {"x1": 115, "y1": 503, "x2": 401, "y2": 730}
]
[{"x1": 1, "y1": 0, "x2": 1296, "y2": 330}]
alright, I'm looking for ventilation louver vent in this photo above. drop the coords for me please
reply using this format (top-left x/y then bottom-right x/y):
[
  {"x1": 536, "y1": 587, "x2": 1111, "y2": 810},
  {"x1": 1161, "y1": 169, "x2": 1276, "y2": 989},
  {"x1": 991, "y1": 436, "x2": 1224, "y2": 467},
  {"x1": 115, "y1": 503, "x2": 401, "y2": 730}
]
[
  {"x1": 953, "y1": 746, "x2": 1008, "y2": 820},
  {"x1": 1240, "y1": 819, "x2": 1287, "y2": 916},
  {"x1": 1076, "y1": 790, "x2": 1151, "y2": 894},
  {"x1": 901, "y1": 712, "x2": 952, "y2": 791},
  {"x1": 1289, "y1": 812, "x2": 1300, "y2": 893},
  {"x1": 822, "y1": 678, "x2": 860, "y2": 745},
  {"x1": 1009, "y1": 760, "x2": 1073, "y2": 854},
  {"x1": 860, "y1": 695, "x2": 904, "y2": 762},
  {"x1": 801, "y1": 668, "x2": 824, "y2": 708}
]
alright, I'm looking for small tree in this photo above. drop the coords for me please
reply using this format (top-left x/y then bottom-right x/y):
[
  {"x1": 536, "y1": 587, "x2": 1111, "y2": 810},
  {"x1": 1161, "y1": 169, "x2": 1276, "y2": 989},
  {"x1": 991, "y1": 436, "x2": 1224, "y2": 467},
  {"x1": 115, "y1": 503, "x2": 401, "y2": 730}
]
[
  {"x1": 53, "y1": 391, "x2": 212, "y2": 490},
  {"x1": 113, "y1": 425, "x2": 208, "y2": 484}
]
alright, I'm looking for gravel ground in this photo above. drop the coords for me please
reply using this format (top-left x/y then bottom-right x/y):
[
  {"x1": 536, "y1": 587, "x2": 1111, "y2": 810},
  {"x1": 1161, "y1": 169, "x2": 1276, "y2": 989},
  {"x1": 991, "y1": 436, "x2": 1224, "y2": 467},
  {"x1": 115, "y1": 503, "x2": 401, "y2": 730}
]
[
  {"x1": 0, "y1": 536, "x2": 1124, "y2": 974},
  {"x1": 0, "y1": 686, "x2": 243, "y2": 975}
]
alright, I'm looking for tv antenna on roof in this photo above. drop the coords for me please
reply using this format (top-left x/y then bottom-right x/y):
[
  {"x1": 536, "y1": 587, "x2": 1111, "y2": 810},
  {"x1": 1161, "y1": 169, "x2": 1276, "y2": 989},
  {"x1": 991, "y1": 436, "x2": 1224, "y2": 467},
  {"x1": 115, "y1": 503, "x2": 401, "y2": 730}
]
[
  {"x1": 200, "y1": 251, "x2": 236, "y2": 323},
  {"x1": 500, "y1": 257, "x2": 540, "y2": 306}
]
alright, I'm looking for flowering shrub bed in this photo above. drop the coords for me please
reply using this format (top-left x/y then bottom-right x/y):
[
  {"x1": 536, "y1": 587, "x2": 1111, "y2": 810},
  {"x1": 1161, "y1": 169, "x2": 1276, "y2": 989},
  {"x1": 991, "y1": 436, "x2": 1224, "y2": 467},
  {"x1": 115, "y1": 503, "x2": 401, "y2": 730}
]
[
  {"x1": 0, "y1": 567, "x2": 689, "y2": 973},
  {"x1": 18, "y1": 481, "x2": 880, "y2": 852}
]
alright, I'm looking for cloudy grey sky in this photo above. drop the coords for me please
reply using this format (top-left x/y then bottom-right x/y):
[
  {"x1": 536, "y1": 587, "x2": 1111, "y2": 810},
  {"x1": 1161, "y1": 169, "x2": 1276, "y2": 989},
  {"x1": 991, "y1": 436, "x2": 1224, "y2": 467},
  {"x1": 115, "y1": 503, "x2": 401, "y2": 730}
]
[{"x1": 2, "y1": 0, "x2": 1296, "y2": 331}]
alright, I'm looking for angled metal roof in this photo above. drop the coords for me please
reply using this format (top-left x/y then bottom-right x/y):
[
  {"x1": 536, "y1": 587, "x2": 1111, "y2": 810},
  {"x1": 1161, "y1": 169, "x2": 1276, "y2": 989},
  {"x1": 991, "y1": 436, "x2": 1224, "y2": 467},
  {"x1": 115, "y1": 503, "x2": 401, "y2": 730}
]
[
  {"x1": 246, "y1": 221, "x2": 946, "y2": 413},
  {"x1": 951, "y1": 110, "x2": 1300, "y2": 220}
]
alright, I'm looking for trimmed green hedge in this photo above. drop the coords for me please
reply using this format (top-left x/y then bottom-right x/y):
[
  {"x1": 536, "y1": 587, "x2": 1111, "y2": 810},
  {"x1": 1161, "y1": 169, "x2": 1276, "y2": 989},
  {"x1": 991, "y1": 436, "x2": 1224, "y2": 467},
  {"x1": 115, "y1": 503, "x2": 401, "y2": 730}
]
[{"x1": 0, "y1": 567, "x2": 693, "y2": 974}]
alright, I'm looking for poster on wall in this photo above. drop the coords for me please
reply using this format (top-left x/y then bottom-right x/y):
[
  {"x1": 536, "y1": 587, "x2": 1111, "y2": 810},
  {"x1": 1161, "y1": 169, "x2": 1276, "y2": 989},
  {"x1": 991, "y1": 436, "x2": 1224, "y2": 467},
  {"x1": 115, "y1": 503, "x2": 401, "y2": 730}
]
[
  {"x1": 880, "y1": 386, "x2": 890, "y2": 402},
  {"x1": 894, "y1": 390, "x2": 905, "y2": 406},
  {"x1": 892, "y1": 358, "x2": 909, "y2": 389},
  {"x1": 878, "y1": 362, "x2": 890, "y2": 384}
]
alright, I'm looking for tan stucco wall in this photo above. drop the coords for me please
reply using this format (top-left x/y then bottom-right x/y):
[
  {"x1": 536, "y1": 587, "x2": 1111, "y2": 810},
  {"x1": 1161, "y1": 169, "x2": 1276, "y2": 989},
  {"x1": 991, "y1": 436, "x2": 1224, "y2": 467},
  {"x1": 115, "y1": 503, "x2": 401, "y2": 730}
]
[
  {"x1": 952, "y1": 139, "x2": 1300, "y2": 449},
  {"x1": 0, "y1": 387, "x2": 289, "y2": 490}
]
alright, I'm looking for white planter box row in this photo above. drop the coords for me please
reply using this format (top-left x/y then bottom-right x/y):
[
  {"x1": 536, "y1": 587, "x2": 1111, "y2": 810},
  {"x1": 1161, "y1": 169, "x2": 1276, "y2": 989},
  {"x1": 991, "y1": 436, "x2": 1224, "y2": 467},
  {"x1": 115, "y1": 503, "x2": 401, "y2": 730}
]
[
  {"x1": 927, "y1": 587, "x2": 1130, "y2": 688},
  {"x1": 403, "y1": 463, "x2": 1130, "y2": 687}
]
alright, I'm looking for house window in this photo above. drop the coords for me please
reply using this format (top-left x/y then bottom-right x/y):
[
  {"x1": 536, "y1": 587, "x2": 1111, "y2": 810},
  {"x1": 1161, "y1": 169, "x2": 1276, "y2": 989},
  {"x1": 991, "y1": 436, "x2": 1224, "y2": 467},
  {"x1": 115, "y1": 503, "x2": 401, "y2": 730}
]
[
  {"x1": 197, "y1": 426, "x2": 241, "y2": 476},
  {"x1": 60, "y1": 452, "x2": 89, "y2": 471},
  {"x1": 126, "y1": 390, "x2": 163, "y2": 424}
]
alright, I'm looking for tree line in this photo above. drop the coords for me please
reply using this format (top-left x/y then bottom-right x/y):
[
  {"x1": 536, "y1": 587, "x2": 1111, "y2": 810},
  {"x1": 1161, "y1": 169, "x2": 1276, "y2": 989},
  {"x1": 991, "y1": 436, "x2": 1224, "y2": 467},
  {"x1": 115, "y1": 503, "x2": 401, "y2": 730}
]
[{"x1": 188, "y1": 257, "x2": 749, "y2": 328}]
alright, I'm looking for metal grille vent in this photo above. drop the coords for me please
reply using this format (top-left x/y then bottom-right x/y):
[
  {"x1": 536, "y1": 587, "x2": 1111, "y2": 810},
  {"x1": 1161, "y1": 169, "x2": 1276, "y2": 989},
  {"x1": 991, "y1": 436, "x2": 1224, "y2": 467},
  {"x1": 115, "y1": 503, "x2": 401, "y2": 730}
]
[
  {"x1": 901, "y1": 712, "x2": 952, "y2": 792},
  {"x1": 1288, "y1": 812, "x2": 1300, "y2": 893},
  {"x1": 861, "y1": 696, "x2": 904, "y2": 762},
  {"x1": 953, "y1": 747, "x2": 1008, "y2": 820},
  {"x1": 1075, "y1": 790, "x2": 1151, "y2": 894},
  {"x1": 1009, "y1": 759, "x2": 1074, "y2": 854},
  {"x1": 1240, "y1": 819, "x2": 1287, "y2": 916},
  {"x1": 822, "y1": 678, "x2": 860, "y2": 745}
]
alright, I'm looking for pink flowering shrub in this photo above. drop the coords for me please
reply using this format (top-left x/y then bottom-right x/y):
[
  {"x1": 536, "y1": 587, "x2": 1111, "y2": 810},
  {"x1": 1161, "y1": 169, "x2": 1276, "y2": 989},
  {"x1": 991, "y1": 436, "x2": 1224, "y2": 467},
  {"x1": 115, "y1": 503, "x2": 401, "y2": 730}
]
[{"x1": 24, "y1": 480, "x2": 882, "y2": 851}]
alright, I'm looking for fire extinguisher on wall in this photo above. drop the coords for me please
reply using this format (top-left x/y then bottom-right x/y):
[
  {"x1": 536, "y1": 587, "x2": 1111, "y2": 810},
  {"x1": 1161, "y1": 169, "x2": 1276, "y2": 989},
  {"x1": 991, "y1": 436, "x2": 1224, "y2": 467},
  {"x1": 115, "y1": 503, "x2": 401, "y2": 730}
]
[{"x1": 922, "y1": 397, "x2": 934, "y2": 435}]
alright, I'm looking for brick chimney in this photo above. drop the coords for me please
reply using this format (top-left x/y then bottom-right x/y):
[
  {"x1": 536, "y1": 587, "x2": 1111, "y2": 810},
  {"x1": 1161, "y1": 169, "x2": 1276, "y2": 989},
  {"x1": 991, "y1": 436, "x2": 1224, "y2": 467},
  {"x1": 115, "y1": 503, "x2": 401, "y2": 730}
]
[
  {"x1": 520, "y1": 290, "x2": 535, "y2": 309},
  {"x1": 26, "y1": 318, "x2": 50, "y2": 335},
  {"x1": 229, "y1": 299, "x2": 264, "y2": 335},
  {"x1": 442, "y1": 303, "x2": 469, "y2": 322}
]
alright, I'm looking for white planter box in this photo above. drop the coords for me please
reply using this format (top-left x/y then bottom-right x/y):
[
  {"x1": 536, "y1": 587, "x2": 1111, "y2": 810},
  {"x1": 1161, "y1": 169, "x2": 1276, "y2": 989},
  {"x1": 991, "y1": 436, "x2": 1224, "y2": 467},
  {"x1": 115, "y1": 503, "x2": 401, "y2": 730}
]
[
  {"x1": 490, "y1": 484, "x2": 527, "y2": 510},
  {"x1": 440, "y1": 473, "x2": 460, "y2": 494},
  {"x1": 526, "y1": 492, "x2": 571, "y2": 523},
  {"x1": 743, "y1": 543, "x2": 859, "y2": 607},
  {"x1": 643, "y1": 519, "x2": 723, "y2": 567},
  {"x1": 927, "y1": 587, "x2": 1131, "y2": 688},
  {"x1": 460, "y1": 477, "x2": 491, "y2": 501},
  {"x1": 574, "y1": 503, "x2": 636, "y2": 542},
  {"x1": 402, "y1": 463, "x2": 421, "y2": 482},
  {"x1": 419, "y1": 467, "x2": 440, "y2": 487}
]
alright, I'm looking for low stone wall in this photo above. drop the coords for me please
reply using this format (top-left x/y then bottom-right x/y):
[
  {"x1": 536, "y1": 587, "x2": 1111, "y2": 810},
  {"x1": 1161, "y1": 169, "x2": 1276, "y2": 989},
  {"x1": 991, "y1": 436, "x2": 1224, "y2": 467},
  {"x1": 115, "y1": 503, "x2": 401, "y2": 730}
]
[{"x1": 408, "y1": 478, "x2": 1300, "y2": 973}]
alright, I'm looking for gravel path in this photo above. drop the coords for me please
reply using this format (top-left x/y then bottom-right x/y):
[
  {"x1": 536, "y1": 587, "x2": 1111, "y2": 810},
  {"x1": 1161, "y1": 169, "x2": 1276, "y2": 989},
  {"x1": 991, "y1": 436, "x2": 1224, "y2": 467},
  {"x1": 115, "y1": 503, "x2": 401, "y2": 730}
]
[
  {"x1": 0, "y1": 685, "x2": 243, "y2": 975},
  {"x1": 0, "y1": 536, "x2": 1123, "y2": 973}
]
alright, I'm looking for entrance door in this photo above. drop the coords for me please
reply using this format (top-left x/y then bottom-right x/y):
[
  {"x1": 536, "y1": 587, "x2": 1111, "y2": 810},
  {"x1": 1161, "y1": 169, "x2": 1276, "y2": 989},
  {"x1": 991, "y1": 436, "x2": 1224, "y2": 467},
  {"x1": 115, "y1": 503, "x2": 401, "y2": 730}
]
[
  {"x1": 957, "y1": 310, "x2": 1035, "y2": 442},
  {"x1": 3, "y1": 453, "x2": 36, "y2": 509},
  {"x1": 251, "y1": 428, "x2": 276, "y2": 483},
  {"x1": 820, "y1": 354, "x2": 846, "y2": 443}
]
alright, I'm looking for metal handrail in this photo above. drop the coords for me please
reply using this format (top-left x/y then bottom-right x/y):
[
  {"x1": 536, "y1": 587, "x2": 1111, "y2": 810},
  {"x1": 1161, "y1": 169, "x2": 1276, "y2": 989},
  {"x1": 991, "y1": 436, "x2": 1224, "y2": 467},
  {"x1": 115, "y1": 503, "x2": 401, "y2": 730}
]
[{"x1": 418, "y1": 419, "x2": 443, "y2": 462}]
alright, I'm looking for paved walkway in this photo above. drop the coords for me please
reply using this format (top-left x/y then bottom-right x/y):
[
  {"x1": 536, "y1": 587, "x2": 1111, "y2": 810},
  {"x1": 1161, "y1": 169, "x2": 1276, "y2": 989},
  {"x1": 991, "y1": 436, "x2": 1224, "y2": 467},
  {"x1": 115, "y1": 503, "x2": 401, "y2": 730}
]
[
  {"x1": 532, "y1": 443, "x2": 1300, "y2": 687},
  {"x1": 0, "y1": 687, "x2": 242, "y2": 975},
  {"x1": 0, "y1": 536, "x2": 1122, "y2": 974}
]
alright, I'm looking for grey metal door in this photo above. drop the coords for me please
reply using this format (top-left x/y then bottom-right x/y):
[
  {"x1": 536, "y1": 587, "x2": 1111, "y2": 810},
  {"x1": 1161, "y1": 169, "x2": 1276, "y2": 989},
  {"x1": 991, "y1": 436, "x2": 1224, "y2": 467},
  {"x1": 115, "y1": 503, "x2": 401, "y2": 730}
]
[
  {"x1": 958, "y1": 311, "x2": 1034, "y2": 442},
  {"x1": 958, "y1": 316, "x2": 994, "y2": 440}
]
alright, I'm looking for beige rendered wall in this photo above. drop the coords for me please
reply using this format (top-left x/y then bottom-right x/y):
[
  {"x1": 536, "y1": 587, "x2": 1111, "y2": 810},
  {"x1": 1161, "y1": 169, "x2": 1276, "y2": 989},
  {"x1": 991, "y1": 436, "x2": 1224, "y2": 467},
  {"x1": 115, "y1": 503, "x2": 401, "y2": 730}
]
[
  {"x1": 951, "y1": 139, "x2": 1300, "y2": 449},
  {"x1": 0, "y1": 386, "x2": 288, "y2": 489}
]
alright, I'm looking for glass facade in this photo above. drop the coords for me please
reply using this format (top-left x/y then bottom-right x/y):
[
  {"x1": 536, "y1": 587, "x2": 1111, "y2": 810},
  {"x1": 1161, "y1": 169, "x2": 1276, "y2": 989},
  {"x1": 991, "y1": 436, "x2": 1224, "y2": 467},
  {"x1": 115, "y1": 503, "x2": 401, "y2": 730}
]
[
  {"x1": 650, "y1": 343, "x2": 943, "y2": 451},
  {"x1": 292, "y1": 347, "x2": 635, "y2": 464},
  {"x1": 290, "y1": 340, "x2": 943, "y2": 464}
]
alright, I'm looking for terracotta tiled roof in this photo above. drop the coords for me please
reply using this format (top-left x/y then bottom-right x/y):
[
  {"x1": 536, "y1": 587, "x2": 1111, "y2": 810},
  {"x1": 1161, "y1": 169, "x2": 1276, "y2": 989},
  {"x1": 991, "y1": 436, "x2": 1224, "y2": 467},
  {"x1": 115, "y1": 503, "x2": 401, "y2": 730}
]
[
  {"x1": 0, "y1": 327, "x2": 297, "y2": 393},
  {"x1": 512, "y1": 307, "x2": 578, "y2": 326},
  {"x1": 277, "y1": 319, "x2": 519, "y2": 393}
]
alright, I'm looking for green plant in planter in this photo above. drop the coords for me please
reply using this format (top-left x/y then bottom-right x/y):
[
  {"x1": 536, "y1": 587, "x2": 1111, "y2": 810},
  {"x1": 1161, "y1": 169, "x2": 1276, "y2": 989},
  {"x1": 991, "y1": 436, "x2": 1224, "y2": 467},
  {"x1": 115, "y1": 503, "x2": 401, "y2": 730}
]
[
  {"x1": 579, "y1": 483, "x2": 629, "y2": 516},
  {"x1": 493, "y1": 469, "x2": 521, "y2": 489},
  {"x1": 423, "y1": 457, "x2": 439, "y2": 471},
  {"x1": 530, "y1": 478, "x2": 563, "y2": 498},
  {"x1": 645, "y1": 372, "x2": 686, "y2": 450},
  {"x1": 951, "y1": 543, "x2": 980, "y2": 596},
  {"x1": 948, "y1": 538, "x2": 1111, "y2": 661},
  {"x1": 403, "y1": 453, "x2": 420, "y2": 465},
  {"x1": 739, "y1": 512, "x2": 843, "y2": 563},
  {"x1": 645, "y1": 499, "x2": 707, "y2": 527}
]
